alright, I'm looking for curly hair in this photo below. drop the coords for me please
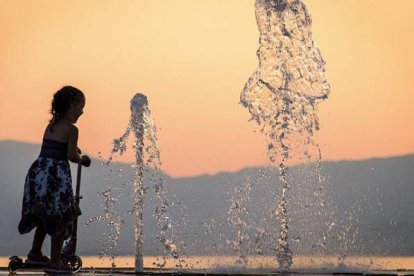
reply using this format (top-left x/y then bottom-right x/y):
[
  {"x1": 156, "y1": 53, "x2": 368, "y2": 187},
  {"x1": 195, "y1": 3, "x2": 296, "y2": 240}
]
[{"x1": 49, "y1": 86, "x2": 85, "y2": 132}]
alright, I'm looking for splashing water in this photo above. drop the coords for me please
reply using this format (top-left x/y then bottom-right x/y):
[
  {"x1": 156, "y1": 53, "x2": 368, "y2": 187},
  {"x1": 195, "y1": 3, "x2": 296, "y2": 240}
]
[
  {"x1": 85, "y1": 184, "x2": 125, "y2": 267},
  {"x1": 227, "y1": 177, "x2": 253, "y2": 266},
  {"x1": 241, "y1": 0, "x2": 330, "y2": 271},
  {"x1": 106, "y1": 93, "x2": 178, "y2": 272}
]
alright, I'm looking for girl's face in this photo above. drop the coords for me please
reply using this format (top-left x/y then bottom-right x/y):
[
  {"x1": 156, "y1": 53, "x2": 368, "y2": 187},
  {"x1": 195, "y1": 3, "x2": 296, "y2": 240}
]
[{"x1": 68, "y1": 98, "x2": 85, "y2": 123}]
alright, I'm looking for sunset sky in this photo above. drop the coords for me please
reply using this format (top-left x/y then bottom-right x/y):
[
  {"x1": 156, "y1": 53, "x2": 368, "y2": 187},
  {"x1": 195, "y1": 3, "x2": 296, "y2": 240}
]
[{"x1": 1, "y1": 0, "x2": 414, "y2": 177}]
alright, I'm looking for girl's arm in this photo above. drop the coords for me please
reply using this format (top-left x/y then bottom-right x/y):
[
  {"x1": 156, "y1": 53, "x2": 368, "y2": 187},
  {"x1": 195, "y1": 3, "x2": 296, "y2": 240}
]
[{"x1": 67, "y1": 125, "x2": 82, "y2": 164}]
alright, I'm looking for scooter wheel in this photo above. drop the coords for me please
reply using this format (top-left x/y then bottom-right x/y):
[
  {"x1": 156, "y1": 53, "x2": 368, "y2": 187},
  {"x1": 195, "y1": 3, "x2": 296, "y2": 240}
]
[
  {"x1": 8, "y1": 259, "x2": 20, "y2": 273},
  {"x1": 65, "y1": 255, "x2": 82, "y2": 272}
]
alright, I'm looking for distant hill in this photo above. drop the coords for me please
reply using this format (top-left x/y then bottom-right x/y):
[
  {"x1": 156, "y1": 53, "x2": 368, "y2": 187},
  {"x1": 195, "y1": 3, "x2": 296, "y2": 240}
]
[{"x1": 1, "y1": 140, "x2": 414, "y2": 257}]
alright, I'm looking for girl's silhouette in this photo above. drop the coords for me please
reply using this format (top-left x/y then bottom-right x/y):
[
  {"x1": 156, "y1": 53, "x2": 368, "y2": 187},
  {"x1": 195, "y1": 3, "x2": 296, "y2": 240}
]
[{"x1": 18, "y1": 86, "x2": 91, "y2": 273}]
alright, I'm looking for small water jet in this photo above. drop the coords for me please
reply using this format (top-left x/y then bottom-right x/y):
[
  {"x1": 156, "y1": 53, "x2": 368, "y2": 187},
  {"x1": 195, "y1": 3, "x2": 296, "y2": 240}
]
[
  {"x1": 105, "y1": 93, "x2": 177, "y2": 272},
  {"x1": 227, "y1": 177, "x2": 253, "y2": 265},
  {"x1": 241, "y1": 0, "x2": 330, "y2": 270}
]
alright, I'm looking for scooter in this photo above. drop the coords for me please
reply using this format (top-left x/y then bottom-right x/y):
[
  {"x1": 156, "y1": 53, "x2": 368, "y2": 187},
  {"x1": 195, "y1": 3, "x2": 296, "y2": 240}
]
[{"x1": 9, "y1": 163, "x2": 85, "y2": 273}]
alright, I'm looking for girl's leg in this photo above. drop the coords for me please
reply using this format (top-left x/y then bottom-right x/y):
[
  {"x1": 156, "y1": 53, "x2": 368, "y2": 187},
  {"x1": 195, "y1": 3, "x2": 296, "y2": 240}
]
[
  {"x1": 29, "y1": 225, "x2": 47, "y2": 255},
  {"x1": 50, "y1": 234, "x2": 65, "y2": 263},
  {"x1": 48, "y1": 234, "x2": 71, "y2": 271}
]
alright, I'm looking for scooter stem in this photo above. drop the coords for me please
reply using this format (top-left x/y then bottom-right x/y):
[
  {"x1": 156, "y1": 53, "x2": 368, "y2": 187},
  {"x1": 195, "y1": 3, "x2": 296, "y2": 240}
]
[{"x1": 62, "y1": 162, "x2": 82, "y2": 256}]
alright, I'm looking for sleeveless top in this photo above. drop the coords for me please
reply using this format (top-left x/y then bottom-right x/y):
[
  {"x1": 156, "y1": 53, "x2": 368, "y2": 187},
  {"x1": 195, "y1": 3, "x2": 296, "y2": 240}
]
[{"x1": 39, "y1": 139, "x2": 68, "y2": 160}]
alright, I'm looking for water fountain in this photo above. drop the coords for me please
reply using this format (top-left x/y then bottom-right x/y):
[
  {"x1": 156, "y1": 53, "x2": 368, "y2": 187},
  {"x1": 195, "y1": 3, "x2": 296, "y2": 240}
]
[
  {"x1": 87, "y1": 0, "x2": 331, "y2": 272},
  {"x1": 241, "y1": 0, "x2": 330, "y2": 270},
  {"x1": 104, "y1": 93, "x2": 177, "y2": 272}
]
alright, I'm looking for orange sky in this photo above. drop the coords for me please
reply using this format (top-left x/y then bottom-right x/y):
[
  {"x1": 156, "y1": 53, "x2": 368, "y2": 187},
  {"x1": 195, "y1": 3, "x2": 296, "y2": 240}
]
[{"x1": 1, "y1": 0, "x2": 414, "y2": 177}]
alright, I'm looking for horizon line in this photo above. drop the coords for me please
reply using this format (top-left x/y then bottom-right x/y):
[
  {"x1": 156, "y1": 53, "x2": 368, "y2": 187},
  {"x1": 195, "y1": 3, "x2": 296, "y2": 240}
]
[{"x1": 2, "y1": 138, "x2": 414, "y2": 179}]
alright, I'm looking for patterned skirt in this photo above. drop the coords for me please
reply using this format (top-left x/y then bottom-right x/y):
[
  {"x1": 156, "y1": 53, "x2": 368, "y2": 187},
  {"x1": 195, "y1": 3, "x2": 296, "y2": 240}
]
[{"x1": 18, "y1": 157, "x2": 78, "y2": 239}]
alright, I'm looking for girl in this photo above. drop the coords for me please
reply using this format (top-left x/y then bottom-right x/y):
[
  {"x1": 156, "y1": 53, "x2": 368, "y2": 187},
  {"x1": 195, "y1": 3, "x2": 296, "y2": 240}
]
[{"x1": 18, "y1": 86, "x2": 91, "y2": 273}]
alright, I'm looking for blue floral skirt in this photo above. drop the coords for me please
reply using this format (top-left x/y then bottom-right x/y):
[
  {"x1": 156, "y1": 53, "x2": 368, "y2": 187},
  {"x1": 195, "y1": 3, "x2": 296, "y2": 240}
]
[{"x1": 18, "y1": 157, "x2": 78, "y2": 239}]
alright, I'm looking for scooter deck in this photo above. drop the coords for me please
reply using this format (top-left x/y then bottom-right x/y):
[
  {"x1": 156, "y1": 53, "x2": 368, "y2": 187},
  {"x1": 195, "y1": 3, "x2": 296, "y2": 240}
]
[
  {"x1": 8, "y1": 255, "x2": 82, "y2": 273},
  {"x1": 8, "y1": 256, "x2": 49, "y2": 272}
]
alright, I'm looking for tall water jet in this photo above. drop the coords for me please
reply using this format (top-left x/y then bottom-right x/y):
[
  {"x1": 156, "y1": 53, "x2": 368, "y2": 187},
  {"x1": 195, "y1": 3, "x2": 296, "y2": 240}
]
[{"x1": 241, "y1": 0, "x2": 330, "y2": 270}]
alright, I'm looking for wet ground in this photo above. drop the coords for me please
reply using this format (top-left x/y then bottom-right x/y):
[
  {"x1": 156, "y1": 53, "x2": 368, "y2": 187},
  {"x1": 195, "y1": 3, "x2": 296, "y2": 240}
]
[
  {"x1": 1, "y1": 267, "x2": 414, "y2": 276},
  {"x1": 2, "y1": 256, "x2": 414, "y2": 276}
]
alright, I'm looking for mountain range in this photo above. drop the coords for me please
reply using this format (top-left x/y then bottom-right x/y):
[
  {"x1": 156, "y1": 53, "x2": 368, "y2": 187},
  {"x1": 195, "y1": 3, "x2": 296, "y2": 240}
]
[{"x1": 1, "y1": 140, "x2": 413, "y2": 257}]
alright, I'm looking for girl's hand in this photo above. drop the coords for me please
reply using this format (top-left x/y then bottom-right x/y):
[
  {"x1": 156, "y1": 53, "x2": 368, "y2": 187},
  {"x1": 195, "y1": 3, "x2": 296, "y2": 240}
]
[{"x1": 81, "y1": 155, "x2": 91, "y2": 167}]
